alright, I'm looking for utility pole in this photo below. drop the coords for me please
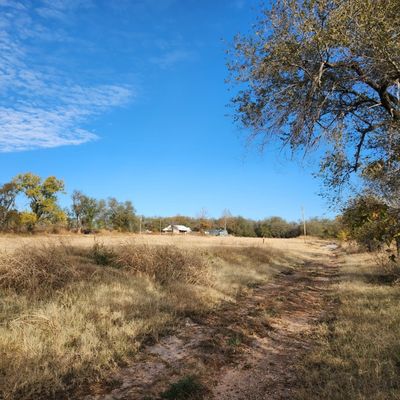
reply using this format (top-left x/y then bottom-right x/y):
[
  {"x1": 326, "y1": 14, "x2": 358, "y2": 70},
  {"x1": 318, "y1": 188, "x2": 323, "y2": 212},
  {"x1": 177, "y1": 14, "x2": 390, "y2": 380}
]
[
  {"x1": 139, "y1": 215, "x2": 142, "y2": 235},
  {"x1": 159, "y1": 219, "x2": 162, "y2": 235},
  {"x1": 301, "y1": 206, "x2": 307, "y2": 241}
]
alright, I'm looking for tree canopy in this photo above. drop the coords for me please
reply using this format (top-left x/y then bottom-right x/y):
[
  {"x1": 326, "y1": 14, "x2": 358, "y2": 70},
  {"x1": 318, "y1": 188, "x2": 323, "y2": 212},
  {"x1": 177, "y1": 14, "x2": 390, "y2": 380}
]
[
  {"x1": 14, "y1": 173, "x2": 66, "y2": 224},
  {"x1": 229, "y1": 0, "x2": 400, "y2": 201}
]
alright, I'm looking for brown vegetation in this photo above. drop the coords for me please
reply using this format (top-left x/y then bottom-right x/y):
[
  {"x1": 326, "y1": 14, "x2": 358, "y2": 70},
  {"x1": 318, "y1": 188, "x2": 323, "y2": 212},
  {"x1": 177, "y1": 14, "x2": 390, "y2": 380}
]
[
  {"x1": 0, "y1": 236, "x2": 289, "y2": 400},
  {"x1": 295, "y1": 250, "x2": 400, "y2": 400},
  {"x1": 1, "y1": 235, "x2": 398, "y2": 399}
]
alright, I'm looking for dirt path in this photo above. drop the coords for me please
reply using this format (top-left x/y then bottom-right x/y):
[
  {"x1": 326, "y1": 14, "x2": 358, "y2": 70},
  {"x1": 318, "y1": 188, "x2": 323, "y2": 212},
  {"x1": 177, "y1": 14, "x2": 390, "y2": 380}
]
[{"x1": 85, "y1": 242, "x2": 339, "y2": 400}]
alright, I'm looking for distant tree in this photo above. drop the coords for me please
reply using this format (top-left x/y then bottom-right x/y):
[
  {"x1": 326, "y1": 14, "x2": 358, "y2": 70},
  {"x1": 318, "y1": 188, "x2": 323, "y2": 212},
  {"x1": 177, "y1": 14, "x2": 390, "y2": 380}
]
[
  {"x1": 255, "y1": 219, "x2": 272, "y2": 238},
  {"x1": 256, "y1": 217, "x2": 299, "y2": 238},
  {"x1": 14, "y1": 173, "x2": 66, "y2": 226},
  {"x1": 306, "y1": 217, "x2": 340, "y2": 238},
  {"x1": 70, "y1": 192, "x2": 101, "y2": 231},
  {"x1": 196, "y1": 208, "x2": 212, "y2": 232},
  {"x1": 106, "y1": 198, "x2": 138, "y2": 232},
  {"x1": 96, "y1": 199, "x2": 108, "y2": 229},
  {"x1": 0, "y1": 182, "x2": 18, "y2": 231},
  {"x1": 268, "y1": 217, "x2": 289, "y2": 238},
  {"x1": 229, "y1": 0, "x2": 400, "y2": 201},
  {"x1": 144, "y1": 217, "x2": 164, "y2": 233},
  {"x1": 219, "y1": 209, "x2": 232, "y2": 230},
  {"x1": 71, "y1": 190, "x2": 85, "y2": 231},
  {"x1": 227, "y1": 216, "x2": 256, "y2": 237}
]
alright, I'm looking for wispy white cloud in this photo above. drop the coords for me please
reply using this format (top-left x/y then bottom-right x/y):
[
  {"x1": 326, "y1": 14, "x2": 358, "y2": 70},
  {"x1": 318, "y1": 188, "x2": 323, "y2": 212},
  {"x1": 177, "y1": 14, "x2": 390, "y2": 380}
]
[
  {"x1": 0, "y1": 1, "x2": 133, "y2": 153},
  {"x1": 0, "y1": 106, "x2": 97, "y2": 152},
  {"x1": 36, "y1": 0, "x2": 94, "y2": 21},
  {"x1": 0, "y1": 84, "x2": 132, "y2": 152}
]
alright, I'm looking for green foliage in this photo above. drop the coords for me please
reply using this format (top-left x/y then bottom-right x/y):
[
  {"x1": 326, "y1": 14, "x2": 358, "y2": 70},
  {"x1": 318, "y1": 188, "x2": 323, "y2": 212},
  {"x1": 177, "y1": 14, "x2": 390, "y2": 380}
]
[
  {"x1": 306, "y1": 217, "x2": 341, "y2": 239},
  {"x1": 227, "y1": 216, "x2": 257, "y2": 237},
  {"x1": 256, "y1": 216, "x2": 301, "y2": 238},
  {"x1": 161, "y1": 376, "x2": 206, "y2": 400},
  {"x1": 106, "y1": 198, "x2": 137, "y2": 232},
  {"x1": 90, "y1": 242, "x2": 116, "y2": 266},
  {"x1": 71, "y1": 190, "x2": 102, "y2": 231},
  {"x1": 341, "y1": 195, "x2": 400, "y2": 254},
  {"x1": 19, "y1": 212, "x2": 38, "y2": 233},
  {"x1": 0, "y1": 173, "x2": 339, "y2": 238},
  {"x1": 14, "y1": 173, "x2": 65, "y2": 226},
  {"x1": 227, "y1": 333, "x2": 242, "y2": 347},
  {"x1": 71, "y1": 192, "x2": 138, "y2": 232},
  {"x1": 0, "y1": 182, "x2": 18, "y2": 231}
]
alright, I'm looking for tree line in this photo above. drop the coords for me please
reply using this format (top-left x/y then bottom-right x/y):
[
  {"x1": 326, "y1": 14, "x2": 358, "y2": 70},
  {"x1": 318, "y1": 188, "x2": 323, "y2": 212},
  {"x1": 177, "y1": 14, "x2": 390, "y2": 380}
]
[
  {"x1": 0, "y1": 173, "x2": 138, "y2": 233},
  {"x1": 0, "y1": 172, "x2": 340, "y2": 238},
  {"x1": 2, "y1": 172, "x2": 396, "y2": 253}
]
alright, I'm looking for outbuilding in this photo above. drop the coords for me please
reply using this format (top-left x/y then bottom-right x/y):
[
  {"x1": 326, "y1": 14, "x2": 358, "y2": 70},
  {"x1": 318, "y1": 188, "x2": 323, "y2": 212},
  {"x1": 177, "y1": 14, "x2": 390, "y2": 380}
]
[
  {"x1": 205, "y1": 228, "x2": 229, "y2": 236},
  {"x1": 162, "y1": 224, "x2": 192, "y2": 234}
]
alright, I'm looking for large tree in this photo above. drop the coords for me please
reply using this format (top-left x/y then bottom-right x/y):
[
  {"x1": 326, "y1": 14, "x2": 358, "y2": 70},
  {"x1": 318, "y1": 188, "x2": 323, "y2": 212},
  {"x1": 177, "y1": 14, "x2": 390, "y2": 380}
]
[
  {"x1": 106, "y1": 198, "x2": 137, "y2": 232},
  {"x1": 229, "y1": 0, "x2": 400, "y2": 201},
  {"x1": 14, "y1": 173, "x2": 66, "y2": 224},
  {"x1": 70, "y1": 191, "x2": 102, "y2": 231}
]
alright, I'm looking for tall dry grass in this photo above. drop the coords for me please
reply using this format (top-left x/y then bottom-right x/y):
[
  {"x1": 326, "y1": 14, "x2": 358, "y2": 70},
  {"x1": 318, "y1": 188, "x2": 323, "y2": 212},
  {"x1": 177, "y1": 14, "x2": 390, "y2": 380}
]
[
  {"x1": 0, "y1": 245, "x2": 81, "y2": 296},
  {"x1": 115, "y1": 244, "x2": 213, "y2": 285},
  {"x1": 295, "y1": 251, "x2": 400, "y2": 400},
  {"x1": 0, "y1": 241, "x2": 284, "y2": 399}
]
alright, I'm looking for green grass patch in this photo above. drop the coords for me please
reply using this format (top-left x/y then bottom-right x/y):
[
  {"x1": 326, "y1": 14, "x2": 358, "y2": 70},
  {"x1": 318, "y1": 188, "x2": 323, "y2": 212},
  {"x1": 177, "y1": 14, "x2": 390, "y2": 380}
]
[{"x1": 161, "y1": 375, "x2": 207, "y2": 400}]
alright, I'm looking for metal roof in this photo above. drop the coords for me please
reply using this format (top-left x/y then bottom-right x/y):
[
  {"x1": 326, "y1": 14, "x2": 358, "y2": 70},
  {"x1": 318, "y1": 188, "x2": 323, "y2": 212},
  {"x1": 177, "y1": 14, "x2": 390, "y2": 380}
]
[{"x1": 162, "y1": 224, "x2": 192, "y2": 232}]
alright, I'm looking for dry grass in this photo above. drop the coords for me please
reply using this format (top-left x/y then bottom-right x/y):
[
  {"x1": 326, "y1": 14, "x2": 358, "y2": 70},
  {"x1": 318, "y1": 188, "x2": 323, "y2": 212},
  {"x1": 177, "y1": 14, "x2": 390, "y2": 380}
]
[
  {"x1": 295, "y1": 251, "x2": 400, "y2": 400},
  {"x1": 115, "y1": 244, "x2": 213, "y2": 286},
  {"x1": 0, "y1": 232, "x2": 322, "y2": 253},
  {"x1": 0, "y1": 245, "x2": 81, "y2": 296},
  {"x1": 0, "y1": 238, "x2": 294, "y2": 400}
]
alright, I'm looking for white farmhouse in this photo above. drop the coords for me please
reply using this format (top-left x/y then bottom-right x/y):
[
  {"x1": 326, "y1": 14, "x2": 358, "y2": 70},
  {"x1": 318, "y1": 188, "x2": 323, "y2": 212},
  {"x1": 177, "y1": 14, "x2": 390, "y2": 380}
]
[{"x1": 162, "y1": 224, "x2": 192, "y2": 234}]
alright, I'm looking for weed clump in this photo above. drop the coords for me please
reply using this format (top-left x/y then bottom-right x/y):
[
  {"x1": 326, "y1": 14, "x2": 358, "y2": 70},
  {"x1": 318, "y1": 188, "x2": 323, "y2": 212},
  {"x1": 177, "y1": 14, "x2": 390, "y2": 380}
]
[
  {"x1": 161, "y1": 375, "x2": 207, "y2": 400},
  {"x1": 89, "y1": 242, "x2": 116, "y2": 266}
]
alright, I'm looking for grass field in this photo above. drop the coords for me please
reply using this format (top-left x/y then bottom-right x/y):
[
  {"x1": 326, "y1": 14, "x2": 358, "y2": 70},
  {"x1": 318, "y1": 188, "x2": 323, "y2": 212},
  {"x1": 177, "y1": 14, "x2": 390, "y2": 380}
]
[
  {"x1": 0, "y1": 232, "x2": 317, "y2": 252},
  {"x1": 0, "y1": 234, "x2": 398, "y2": 399},
  {"x1": 0, "y1": 234, "x2": 313, "y2": 399},
  {"x1": 296, "y1": 249, "x2": 400, "y2": 400}
]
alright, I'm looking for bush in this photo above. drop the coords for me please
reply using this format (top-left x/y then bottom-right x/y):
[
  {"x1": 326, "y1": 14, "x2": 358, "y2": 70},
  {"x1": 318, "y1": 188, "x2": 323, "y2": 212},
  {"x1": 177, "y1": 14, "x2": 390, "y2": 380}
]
[
  {"x1": 115, "y1": 245, "x2": 212, "y2": 286},
  {"x1": 89, "y1": 242, "x2": 116, "y2": 266},
  {"x1": 0, "y1": 245, "x2": 78, "y2": 296}
]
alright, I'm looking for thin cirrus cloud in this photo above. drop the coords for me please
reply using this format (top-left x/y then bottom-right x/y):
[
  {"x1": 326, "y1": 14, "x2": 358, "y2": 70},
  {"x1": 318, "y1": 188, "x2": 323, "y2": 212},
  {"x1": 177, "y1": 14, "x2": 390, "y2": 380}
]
[
  {"x1": 0, "y1": 0, "x2": 133, "y2": 153},
  {"x1": 0, "y1": 84, "x2": 132, "y2": 152}
]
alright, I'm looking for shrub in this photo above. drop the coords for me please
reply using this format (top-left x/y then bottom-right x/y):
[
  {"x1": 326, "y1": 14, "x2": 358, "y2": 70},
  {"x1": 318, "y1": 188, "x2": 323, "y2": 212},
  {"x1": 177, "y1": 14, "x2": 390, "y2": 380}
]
[
  {"x1": 0, "y1": 245, "x2": 78, "y2": 296},
  {"x1": 115, "y1": 245, "x2": 212, "y2": 286},
  {"x1": 89, "y1": 242, "x2": 116, "y2": 266}
]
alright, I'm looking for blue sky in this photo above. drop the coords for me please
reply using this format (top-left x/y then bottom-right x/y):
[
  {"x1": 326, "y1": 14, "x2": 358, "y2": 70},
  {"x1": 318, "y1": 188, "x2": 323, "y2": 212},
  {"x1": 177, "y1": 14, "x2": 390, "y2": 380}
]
[{"x1": 0, "y1": 0, "x2": 334, "y2": 221}]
